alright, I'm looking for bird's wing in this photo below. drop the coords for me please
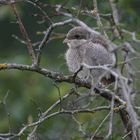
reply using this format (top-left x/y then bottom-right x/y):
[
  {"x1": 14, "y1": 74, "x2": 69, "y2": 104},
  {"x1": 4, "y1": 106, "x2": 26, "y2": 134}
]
[
  {"x1": 82, "y1": 41, "x2": 116, "y2": 83},
  {"x1": 83, "y1": 41, "x2": 115, "y2": 66}
]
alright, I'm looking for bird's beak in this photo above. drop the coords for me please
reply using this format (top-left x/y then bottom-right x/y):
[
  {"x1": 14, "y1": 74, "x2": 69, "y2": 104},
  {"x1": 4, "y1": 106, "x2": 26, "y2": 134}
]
[{"x1": 63, "y1": 38, "x2": 69, "y2": 44}]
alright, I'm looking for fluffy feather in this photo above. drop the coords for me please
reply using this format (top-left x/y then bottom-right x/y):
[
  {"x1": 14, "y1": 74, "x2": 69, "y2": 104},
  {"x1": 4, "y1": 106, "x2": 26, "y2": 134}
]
[{"x1": 64, "y1": 26, "x2": 116, "y2": 84}]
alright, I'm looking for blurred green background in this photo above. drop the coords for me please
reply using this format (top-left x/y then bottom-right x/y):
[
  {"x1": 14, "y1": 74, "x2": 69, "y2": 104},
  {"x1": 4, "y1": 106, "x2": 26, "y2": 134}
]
[{"x1": 0, "y1": 0, "x2": 140, "y2": 139}]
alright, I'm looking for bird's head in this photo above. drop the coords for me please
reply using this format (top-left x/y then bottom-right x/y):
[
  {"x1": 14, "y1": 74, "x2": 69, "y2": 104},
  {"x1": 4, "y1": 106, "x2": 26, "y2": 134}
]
[{"x1": 63, "y1": 26, "x2": 90, "y2": 48}]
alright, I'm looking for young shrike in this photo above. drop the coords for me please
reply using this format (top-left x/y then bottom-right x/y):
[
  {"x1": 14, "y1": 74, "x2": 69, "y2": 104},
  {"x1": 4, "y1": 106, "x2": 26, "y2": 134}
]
[{"x1": 63, "y1": 26, "x2": 116, "y2": 85}]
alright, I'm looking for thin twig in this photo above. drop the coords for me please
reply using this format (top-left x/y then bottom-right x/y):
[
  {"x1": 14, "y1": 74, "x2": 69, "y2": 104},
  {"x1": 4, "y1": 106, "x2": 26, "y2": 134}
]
[
  {"x1": 90, "y1": 112, "x2": 111, "y2": 140},
  {"x1": 10, "y1": 3, "x2": 36, "y2": 64},
  {"x1": 35, "y1": 19, "x2": 73, "y2": 66},
  {"x1": 92, "y1": 0, "x2": 108, "y2": 38}
]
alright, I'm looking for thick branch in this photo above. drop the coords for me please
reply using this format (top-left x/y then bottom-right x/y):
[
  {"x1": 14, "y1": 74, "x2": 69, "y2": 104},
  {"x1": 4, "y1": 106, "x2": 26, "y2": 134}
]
[{"x1": 0, "y1": 63, "x2": 125, "y2": 106}]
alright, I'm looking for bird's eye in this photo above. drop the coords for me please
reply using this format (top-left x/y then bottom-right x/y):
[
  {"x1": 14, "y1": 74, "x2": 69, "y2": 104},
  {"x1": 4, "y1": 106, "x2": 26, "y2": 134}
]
[{"x1": 74, "y1": 34, "x2": 80, "y2": 39}]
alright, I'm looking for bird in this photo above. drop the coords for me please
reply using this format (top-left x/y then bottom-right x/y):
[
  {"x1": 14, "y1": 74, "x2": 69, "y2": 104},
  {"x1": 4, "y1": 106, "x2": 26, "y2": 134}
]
[{"x1": 63, "y1": 26, "x2": 116, "y2": 85}]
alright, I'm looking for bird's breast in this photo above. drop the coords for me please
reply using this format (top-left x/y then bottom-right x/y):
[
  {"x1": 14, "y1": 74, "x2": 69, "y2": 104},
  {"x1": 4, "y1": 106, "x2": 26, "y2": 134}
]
[{"x1": 65, "y1": 48, "x2": 82, "y2": 73}]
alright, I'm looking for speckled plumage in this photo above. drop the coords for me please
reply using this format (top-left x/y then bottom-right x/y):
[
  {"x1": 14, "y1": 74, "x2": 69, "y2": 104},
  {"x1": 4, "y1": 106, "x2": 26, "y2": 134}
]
[{"x1": 64, "y1": 27, "x2": 116, "y2": 83}]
